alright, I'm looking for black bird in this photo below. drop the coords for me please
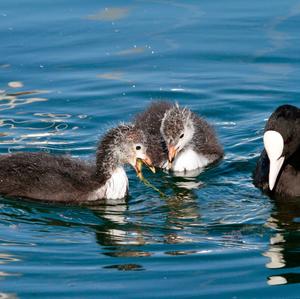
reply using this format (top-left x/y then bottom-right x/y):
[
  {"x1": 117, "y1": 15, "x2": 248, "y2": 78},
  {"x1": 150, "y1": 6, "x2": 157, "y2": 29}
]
[
  {"x1": 0, "y1": 124, "x2": 154, "y2": 203},
  {"x1": 253, "y1": 104, "x2": 300, "y2": 198},
  {"x1": 134, "y1": 101, "x2": 223, "y2": 175}
]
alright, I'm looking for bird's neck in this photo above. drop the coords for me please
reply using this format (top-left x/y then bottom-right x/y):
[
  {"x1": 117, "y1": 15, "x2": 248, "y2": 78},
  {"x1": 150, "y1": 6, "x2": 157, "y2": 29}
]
[
  {"x1": 95, "y1": 145, "x2": 121, "y2": 181},
  {"x1": 94, "y1": 144, "x2": 129, "y2": 199}
]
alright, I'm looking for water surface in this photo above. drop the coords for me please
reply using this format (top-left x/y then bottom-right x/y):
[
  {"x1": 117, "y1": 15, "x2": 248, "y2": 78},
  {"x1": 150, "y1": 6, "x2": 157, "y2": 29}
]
[{"x1": 1, "y1": 0, "x2": 300, "y2": 298}]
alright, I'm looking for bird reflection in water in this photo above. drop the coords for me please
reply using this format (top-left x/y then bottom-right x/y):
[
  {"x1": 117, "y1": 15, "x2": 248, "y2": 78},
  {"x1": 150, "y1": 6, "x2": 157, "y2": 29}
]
[
  {"x1": 0, "y1": 292, "x2": 19, "y2": 299},
  {"x1": 0, "y1": 243, "x2": 22, "y2": 296},
  {"x1": 0, "y1": 170, "x2": 203, "y2": 272},
  {"x1": 89, "y1": 185, "x2": 202, "y2": 270},
  {"x1": 263, "y1": 196, "x2": 300, "y2": 285}
]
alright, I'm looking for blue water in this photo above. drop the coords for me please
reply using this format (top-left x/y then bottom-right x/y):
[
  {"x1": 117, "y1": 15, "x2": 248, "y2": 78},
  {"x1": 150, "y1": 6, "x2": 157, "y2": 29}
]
[{"x1": 1, "y1": 0, "x2": 300, "y2": 298}]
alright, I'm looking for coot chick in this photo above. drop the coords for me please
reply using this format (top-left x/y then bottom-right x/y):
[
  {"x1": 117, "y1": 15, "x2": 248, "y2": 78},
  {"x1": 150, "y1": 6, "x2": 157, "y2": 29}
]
[
  {"x1": 135, "y1": 101, "x2": 223, "y2": 175},
  {"x1": 253, "y1": 104, "x2": 300, "y2": 198},
  {"x1": 0, "y1": 124, "x2": 154, "y2": 203},
  {"x1": 161, "y1": 103, "x2": 223, "y2": 173}
]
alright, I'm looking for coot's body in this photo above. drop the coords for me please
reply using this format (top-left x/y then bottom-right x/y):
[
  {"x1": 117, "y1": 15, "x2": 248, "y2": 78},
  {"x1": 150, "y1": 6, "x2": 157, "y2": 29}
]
[{"x1": 254, "y1": 105, "x2": 300, "y2": 198}]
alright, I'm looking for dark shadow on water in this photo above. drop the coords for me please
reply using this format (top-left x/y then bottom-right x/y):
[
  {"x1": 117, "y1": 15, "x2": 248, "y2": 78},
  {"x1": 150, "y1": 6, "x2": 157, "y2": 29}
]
[{"x1": 103, "y1": 263, "x2": 144, "y2": 271}]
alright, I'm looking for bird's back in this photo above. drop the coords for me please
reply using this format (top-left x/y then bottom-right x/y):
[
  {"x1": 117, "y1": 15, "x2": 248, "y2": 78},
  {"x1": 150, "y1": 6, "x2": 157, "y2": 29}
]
[
  {"x1": 134, "y1": 101, "x2": 173, "y2": 136},
  {"x1": 0, "y1": 152, "x2": 99, "y2": 202},
  {"x1": 192, "y1": 113, "x2": 224, "y2": 162}
]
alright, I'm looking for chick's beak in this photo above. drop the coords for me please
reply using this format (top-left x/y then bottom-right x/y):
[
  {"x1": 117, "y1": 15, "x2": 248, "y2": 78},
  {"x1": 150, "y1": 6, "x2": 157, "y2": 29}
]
[
  {"x1": 168, "y1": 145, "x2": 177, "y2": 164},
  {"x1": 134, "y1": 155, "x2": 155, "y2": 180},
  {"x1": 142, "y1": 155, "x2": 156, "y2": 173}
]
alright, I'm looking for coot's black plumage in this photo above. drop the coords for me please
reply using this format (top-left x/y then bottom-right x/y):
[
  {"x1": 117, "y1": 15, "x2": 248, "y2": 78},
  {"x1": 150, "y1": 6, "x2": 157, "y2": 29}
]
[
  {"x1": 134, "y1": 101, "x2": 223, "y2": 174},
  {"x1": 0, "y1": 124, "x2": 154, "y2": 203},
  {"x1": 254, "y1": 104, "x2": 300, "y2": 198}
]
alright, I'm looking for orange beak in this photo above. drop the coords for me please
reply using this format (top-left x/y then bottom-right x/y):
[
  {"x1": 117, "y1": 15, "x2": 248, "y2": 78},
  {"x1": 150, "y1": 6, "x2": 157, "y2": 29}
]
[
  {"x1": 168, "y1": 145, "x2": 177, "y2": 164},
  {"x1": 142, "y1": 155, "x2": 156, "y2": 173},
  {"x1": 134, "y1": 155, "x2": 155, "y2": 180}
]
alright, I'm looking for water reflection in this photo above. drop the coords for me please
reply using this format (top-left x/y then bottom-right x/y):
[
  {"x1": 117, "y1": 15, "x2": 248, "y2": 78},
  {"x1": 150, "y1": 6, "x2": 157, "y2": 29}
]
[
  {"x1": 8, "y1": 82, "x2": 23, "y2": 89},
  {"x1": 96, "y1": 72, "x2": 132, "y2": 83},
  {"x1": 0, "y1": 251, "x2": 21, "y2": 287},
  {"x1": 164, "y1": 190, "x2": 201, "y2": 230},
  {"x1": 103, "y1": 264, "x2": 144, "y2": 271},
  {"x1": 0, "y1": 253, "x2": 20, "y2": 264},
  {"x1": 0, "y1": 84, "x2": 60, "y2": 149},
  {"x1": 264, "y1": 197, "x2": 300, "y2": 285},
  {"x1": 89, "y1": 187, "x2": 201, "y2": 267},
  {"x1": 256, "y1": 3, "x2": 300, "y2": 59},
  {"x1": 0, "y1": 293, "x2": 18, "y2": 299},
  {"x1": 0, "y1": 84, "x2": 49, "y2": 112},
  {"x1": 0, "y1": 93, "x2": 89, "y2": 153},
  {"x1": 116, "y1": 46, "x2": 146, "y2": 56},
  {"x1": 86, "y1": 7, "x2": 130, "y2": 21}
]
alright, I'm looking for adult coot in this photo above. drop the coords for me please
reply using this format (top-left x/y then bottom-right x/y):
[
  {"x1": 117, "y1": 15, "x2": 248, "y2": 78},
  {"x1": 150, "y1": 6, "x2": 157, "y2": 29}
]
[{"x1": 254, "y1": 104, "x2": 300, "y2": 197}]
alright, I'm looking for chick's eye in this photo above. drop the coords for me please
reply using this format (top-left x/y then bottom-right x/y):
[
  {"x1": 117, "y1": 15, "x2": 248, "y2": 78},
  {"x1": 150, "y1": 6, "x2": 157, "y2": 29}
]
[
  {"x1": 136, "y1": 145, "x2": 141, "y2": 150},
  {"x1": 179, "y1": 133, "x2": 184, "y2": 139}
]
